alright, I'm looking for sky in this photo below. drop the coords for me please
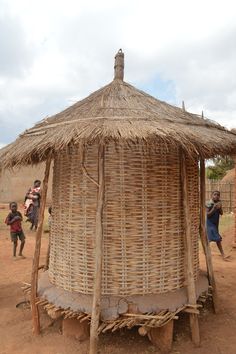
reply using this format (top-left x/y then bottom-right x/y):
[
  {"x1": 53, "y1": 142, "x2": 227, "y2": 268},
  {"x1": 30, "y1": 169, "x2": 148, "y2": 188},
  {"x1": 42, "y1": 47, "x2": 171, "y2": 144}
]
[{"x1": 0, "y1": 0, "x2": 236, "y2": 148}]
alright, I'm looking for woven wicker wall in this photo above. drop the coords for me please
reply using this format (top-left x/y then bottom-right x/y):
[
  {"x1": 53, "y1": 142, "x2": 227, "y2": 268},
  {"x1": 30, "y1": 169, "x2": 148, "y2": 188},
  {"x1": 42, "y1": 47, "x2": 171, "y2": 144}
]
[{"x1": 49, "y1": 143, "x2": 199, "y2": 296}]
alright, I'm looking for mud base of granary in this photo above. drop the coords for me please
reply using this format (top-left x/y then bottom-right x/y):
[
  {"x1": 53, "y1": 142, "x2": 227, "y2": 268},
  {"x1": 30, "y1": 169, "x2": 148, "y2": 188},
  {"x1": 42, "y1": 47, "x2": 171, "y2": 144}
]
[{"x1": 38, "y1": 271, "x2": 209, "y2": 322}]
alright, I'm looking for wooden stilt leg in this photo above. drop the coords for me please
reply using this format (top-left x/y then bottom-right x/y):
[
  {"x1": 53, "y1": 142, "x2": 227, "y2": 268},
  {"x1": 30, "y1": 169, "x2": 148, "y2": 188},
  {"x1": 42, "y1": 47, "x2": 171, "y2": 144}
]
[
  {"x1": 89, "y1": 144, "x2": 105, "y2": 354},
  {"x1": 31, "y1": 155, "x2": 52, "y2": 335},
  {"x1": 180, "y1": 151, "x2": 200, "y2": 346},
  {"x1": 199, "y1": 158, "x2": 218, "y2": 313},
  {"x1": 148, "y1": 320, "x2": 174, "y2": 354},
  {"x1": 189, "y1": 313, "x2": 200, "y2": 345}
]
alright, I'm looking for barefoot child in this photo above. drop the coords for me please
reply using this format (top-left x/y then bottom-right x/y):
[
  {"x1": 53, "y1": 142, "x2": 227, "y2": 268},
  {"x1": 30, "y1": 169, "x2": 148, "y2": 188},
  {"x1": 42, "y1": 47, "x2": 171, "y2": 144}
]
[
  {"x1": 5, "y1": 202, "x2": 25, "y2": 260},
  {"x1": 206, "y1": 190, "x2": 228, "y2": 260}
]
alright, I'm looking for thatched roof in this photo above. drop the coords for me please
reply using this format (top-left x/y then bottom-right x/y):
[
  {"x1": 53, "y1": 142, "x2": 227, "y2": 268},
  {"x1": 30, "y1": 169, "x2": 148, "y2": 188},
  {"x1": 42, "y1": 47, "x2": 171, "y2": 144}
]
[
  {"x1": 1, "y1": 49, "x2": 236, "y2": 168},
  {"x1": 221, "y1": 168, "x2": 235, "y2": 183}
]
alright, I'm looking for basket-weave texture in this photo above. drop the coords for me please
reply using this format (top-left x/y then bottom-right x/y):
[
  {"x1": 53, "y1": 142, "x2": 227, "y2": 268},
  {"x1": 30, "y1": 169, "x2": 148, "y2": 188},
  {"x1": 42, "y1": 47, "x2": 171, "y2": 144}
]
[{"x1": 49, "y1": 142, "x2": 199, "y2": 296}]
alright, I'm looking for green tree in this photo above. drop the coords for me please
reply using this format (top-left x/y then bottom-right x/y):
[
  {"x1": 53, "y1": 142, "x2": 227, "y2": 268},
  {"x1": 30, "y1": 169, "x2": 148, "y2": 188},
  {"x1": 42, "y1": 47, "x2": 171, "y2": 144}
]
[{"x1": 206, "y1": 156, "x2": 234, "y2": 180}]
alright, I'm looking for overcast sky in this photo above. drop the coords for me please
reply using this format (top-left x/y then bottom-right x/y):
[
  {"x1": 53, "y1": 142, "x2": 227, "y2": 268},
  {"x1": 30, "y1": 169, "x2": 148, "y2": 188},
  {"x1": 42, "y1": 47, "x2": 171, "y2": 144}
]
[{"x1": 0, "y1": 0, "x2": 236, "y2": 148}]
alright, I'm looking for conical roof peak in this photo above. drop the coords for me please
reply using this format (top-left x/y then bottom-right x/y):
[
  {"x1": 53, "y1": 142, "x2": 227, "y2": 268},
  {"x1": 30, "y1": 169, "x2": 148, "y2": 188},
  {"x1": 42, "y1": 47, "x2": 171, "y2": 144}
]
[
  {"x1": 114, "y1": 49, "x2": 124, "y2": 81},
  {"x1": 1, "y1": 51, "x2": 236, "y2": 167}
]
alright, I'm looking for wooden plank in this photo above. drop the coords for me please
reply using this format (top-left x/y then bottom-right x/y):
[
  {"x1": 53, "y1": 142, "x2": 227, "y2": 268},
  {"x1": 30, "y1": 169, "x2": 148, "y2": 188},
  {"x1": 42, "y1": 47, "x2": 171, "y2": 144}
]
[
  {"x1": 180, "y1": 151, "x2": 200, "y2": 346},
  {"x1": 199, "y1": 158, "x2": 219, "y2": 313},
  {"x1": 31, "y1": 155, "x2": 52, "y2": 335},
  {"x1": 89, "y1": 144, "x2": 105, "y2": 354}
]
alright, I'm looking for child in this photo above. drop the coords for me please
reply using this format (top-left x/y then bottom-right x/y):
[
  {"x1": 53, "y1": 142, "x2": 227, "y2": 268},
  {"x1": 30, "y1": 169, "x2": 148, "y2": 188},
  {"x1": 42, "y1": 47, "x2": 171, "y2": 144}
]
[
  {"x1": 206, "y1": 190, "x2": 229, "y2": 260},
  {"x1": 24, "y1": 180, "x2": 41, "y2": 230},
  {"x1": 5, "y1": 202, "x2": 26, "y2": 260}
]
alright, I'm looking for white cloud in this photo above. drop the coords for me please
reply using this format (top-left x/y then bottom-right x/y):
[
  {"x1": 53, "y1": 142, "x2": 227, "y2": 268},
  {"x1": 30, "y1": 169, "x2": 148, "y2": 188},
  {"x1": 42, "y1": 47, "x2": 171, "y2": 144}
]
[
  {"x1": 0, "y1": 15, "x2": 35, "y2": 78},
  {"x1": 0, "y1": 0, "x2": 236, "y2": 145}
]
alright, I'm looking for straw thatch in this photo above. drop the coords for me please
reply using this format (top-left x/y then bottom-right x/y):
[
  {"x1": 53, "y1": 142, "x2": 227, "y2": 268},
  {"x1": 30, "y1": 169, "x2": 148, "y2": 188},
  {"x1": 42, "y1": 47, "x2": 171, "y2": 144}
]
[
  {"x1": 1, "y1": 51, "x2": 236, "y2": 168},
  {"x1": 221, "y1": 168, "x2": 235, "y2": 183}
]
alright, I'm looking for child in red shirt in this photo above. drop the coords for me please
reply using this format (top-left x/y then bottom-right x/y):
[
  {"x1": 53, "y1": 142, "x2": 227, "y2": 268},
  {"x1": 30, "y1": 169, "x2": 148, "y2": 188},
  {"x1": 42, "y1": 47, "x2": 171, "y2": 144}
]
[{"x1": 5, "y1": 202, "x2": 26, "y2": 260}]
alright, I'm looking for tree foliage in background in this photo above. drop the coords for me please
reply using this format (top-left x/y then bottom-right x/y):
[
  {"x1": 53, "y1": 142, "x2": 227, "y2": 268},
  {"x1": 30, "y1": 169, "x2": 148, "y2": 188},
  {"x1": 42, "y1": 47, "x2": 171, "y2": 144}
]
[{"x1": 206, "y1": 156, "x2": 234, "y2": 180}]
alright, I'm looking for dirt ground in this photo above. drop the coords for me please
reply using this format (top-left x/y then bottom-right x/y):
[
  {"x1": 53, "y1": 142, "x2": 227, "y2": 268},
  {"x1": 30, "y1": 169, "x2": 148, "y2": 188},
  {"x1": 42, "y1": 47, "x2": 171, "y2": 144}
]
[{"x1": 0, "y1": 204, "x2": 236, "y2": 354}]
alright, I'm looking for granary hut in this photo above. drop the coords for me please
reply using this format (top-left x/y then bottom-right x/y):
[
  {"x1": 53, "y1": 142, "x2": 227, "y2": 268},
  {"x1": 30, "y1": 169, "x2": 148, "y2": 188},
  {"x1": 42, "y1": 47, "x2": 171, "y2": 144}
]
[{"x1": 1, "y1": 50, "x2": 236, "y2": 354}]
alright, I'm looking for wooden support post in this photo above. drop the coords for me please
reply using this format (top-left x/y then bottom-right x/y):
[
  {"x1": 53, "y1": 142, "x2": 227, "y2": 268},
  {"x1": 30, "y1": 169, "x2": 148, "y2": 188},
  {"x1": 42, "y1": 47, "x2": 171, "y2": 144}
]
[
  {"x1": 44, "y1": 236, "x2": 50, "y2": 270},
  {"x1": 148, "y1": 321, "x2": 174, "y2": 354},
  {"x1": 89, "y1": 144, "x2": 105, "y2": 354},
  {"x1": 180, "y1": 151, "x2": 200, "y2": 346},
  {"x1": 199, "y1": 158, "x2": 218, "y2": 312},
  {"x1": 31, "y1": 155, "x2": 52, "y2": 335}
]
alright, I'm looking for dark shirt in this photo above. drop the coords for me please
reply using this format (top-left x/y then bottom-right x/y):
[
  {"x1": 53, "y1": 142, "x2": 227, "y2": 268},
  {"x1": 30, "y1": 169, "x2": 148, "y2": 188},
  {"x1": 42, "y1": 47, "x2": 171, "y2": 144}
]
[
  {"x1": 206, "y1": 200, "x2": 220, "y2": 227},
  {"x1": 5, "y1": 211, "x2": 23, "y2": 232},
  {"x1": 32, "y1": 192, "x2": 41, "y2": 207}
]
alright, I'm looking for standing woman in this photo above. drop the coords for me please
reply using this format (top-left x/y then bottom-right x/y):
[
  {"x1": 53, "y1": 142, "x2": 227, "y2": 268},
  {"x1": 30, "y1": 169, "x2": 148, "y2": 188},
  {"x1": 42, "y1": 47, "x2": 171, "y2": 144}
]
[
  {"x1": 24, "y1": 180, "x2": 41, "y2": 230},
  {"x1": 206, "y1": 190, "x2": 229, "y2": 260}
]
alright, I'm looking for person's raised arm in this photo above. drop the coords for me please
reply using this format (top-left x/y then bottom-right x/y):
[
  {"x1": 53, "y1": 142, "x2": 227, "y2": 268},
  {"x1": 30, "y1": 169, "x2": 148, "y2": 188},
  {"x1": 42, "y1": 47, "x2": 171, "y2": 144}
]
[
  {"x1": 206, "y1": 204, "x2": 217, "y2": 217},
  {"x1": 5, "y1": 214, "x2": 20, "y2": 224},
  {"x1": 17, "y1": 212, "x2": 23, "y2": 221},
  {"x1": 219, "y1": 202, "x2": 223, "y2": 215}
]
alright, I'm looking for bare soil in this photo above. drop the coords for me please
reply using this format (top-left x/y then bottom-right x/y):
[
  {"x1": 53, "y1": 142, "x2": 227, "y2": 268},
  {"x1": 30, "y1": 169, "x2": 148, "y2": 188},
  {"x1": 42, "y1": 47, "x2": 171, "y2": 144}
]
[{"x1": 1, "y1": 204, "x2": 236, "y2": 354}]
